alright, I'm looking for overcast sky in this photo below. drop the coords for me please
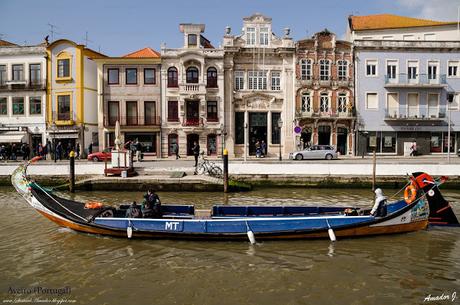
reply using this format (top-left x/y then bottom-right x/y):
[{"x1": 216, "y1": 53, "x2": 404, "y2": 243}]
[{"x1": 0, "y1": 0, "x2": 459, "y2": 56}]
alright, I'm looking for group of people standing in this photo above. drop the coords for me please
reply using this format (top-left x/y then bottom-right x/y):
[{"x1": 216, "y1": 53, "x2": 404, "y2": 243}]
[
  {"x1": 171, "y1": 141, "x2": 201, "y2": 167},
  {"x1": 254, "y1": 140, "x2": 267, "y2": 158}
]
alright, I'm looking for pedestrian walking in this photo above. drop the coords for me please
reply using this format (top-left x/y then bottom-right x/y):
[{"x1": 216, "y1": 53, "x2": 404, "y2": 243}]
[
  {"x1": 75, "y1": 142, "x2": 80, "y2": 159},
  {"x1": 88, "y1": 142, "x2": 93, "y2": 155},
  {"x1": 173, "y1": 142, "x2": 180, "y2": 159},
  {"x1": 135, "y1": 139, "x2": 143, "y2": 162},
  {"x1": 261, "y1": 140, "x2": 267, "y2": 157},
  {"x1": 410, "y1": 140, "x2": 417, "y2": 157},
  {"x1": 255, "y1": 140, "x2": 261, "y2": 158},
  {"x1": 192, "y1": 141, "x2": 200, "y2": 167},
  {"x1": 55, "y1": 142, "x2": 63, "y2": 161},
  {"x1": 11, "y1": 144, "x2": 17, "y2": 160}
]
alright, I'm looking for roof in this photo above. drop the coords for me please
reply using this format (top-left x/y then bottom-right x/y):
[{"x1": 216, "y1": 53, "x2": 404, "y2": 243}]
[
  {"x1": 47, "y1": 39, "x2": 107, "y2": 58},
  {"x1": 349, "y1": 14, "x2": 457, "y2": 31},
  {"x1": 122, "y1": 47, "x2": 160, "y2": 58},
  {"x1": 0, "y1": 40, "x2": 18, "y2": 47}
]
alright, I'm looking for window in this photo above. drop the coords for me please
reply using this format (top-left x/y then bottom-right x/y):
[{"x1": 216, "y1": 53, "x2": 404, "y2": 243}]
[
  {"x1": 337, "y1": 93, "x2": 347, "y2": 113},
  {"x1": 107, "y1": 68, "x2": 119, "y2": 85},
  {"x1": 57, "y1": 95, "x2": 70, "y2": 120},
  {"x1": 403, "y1": 35, "x2": 415, "y2": 41},
  {"x1": 126, "y1": 101, "x2": 138, "y2": 125},
  {"x1": 144, "y1": 101, "x2": 157, "y2": 125},
  {"x1": 235, "y1": 112, "x2": 244, "y2": 144},
  {"x1": 248, "y1": 70, "x2": 267, "y2": 90},
  {"x1": 408, "y1": 61, "x2": 418, "y2": 81},
  {"x1": 424, "y1": 33, "x2": 436, "y2": 41},
  {"x1": 12, "y1": 64, "x2": 24, "y2": 81},
  {"x1": 57, "y1": 59, "x2": 70, "y2": 78},
  {"x1": 168, "y1": 101, "x2": 179, "y2": 121},
  {"x1": 0, "y1": 65, "x2": 6, "y2": 85},
  {"x1": 246, "y1": 27, "x2": 255, "y2": 45},
  {"x1": 188, "y1": 34, "x2": 197, "y2": 47},
  {"x1": 259, "y1": 27, "x2": 269, "y2": 46},
  {"x1": 319, "y1": 60, "x2": 330, "y2": 81},
  {"x1": 386, "y1": 60, "x2": 397, "y2": 80},
  {"x1": 382, "y1": 36, "x2": 393, "y2": 40},
  {"x1": 168, "y1": 134, "x2": 178, "y2": 156},
  {"x1": 428, "y1": 94, "x2": 439, "y2": 118},
  {"x1": 12, "y1": 97, "x2": 24, "y2": 115},
  {"x1": 167, "y1": 67, "x2": 178, "y2": 87},
  {"x1": 207, "y1": 101, "x2": 218, "y2": 122},
  {"x1": 186, "y1": 67, "x2": 199, "y2": 83},
  {"x1": 29, "y1": 64, "x2": 41, "y2": 84},
  {"x1": 271, "y1": 112, "x2": 281, "y2": 144},
  {"x1": 144, "y1": 68, "x2": 156, "y2": 84},
  {"x1": 108, "y1": 101, "x2": 119, "y2": 125},
  {"x1": 125, "y1": 68, "x2": 137, "y2": 84},
  {"x1": 29, "y1": 97, "x2": 41, "y2": 115},
  {"x1": 206, "y1": 67, "x2": 218, "y2": 88},
  {"x1": 428, "y1": 61, "x2": 438, "y2": 80},
  {"x1": 271, "y1": 71, "x2": 280, "y2": 91},
  {"x1": 408, "y1": 93, "x2": 419, "y2": 117},
  {"x1": 301, "y1": 92, "x2": 311, "y2": 113},
  {"x1": 366, "y1": 93, "x2": 378, "y2": 109},
  {"x1": 448, "y1": 94, "x2": 459, "y2": 110},
  {"x1": 337, "y1": 60, "x2": 348, "y2": 81},
  {"x1": 301, "y1": 59, "x2": 312, "y2": 80},
  {"x1": 366, "y1": 60, "x2": 377, "y2": 76},
  {"x1": 207, "y1": 134, "x2": 217, "y2": 155},
  {"x1": 448, "y1": 61, "x2": 459, "y2": 77},
  {"x1": 320, "y1": 93, "x2": 329, "y2": 112},
  {"x1": 235, "y1": 71, "x2": 244, "y2": 90},
  {"x1": 0, "y1": 97, "x2": 7, "y2": 115}
]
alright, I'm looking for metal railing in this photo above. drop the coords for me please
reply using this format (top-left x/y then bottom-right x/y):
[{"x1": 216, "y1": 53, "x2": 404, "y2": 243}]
[
  {"x1": 0, "y1": 79, "x2": 46, "y2": 91},
  {"x1": 183, "y1": 117, "x2": 201, "y2": 126},
  {"x1": 384, "y1": 74, "x2": 447, "y2": 86},
  {"x1": 385, "y1": 106, "x2": 446, "y2": 119},
  {"x1": 104, "y1": 115, "x2": 161, "y2": 127}
]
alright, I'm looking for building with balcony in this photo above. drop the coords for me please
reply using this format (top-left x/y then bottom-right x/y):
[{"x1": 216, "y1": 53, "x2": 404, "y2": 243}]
[
  {"x1": 295, "y1": 30, "x2": 355, "y2": 155},
  {"x1": 223, "y1": 14, "x2": 296, "y2": 158},
  {"x1": 160, "y1": 24, "x2": 224, "y2": 157},
  {"x1": 47, "y1": 39, "x2": 106, "y2": 156},
  {"x1": 354, "y1": 39, "x2": 460, "y2": 155},
  {"x1": 95, "y1": 47, "x2": 161, "y2": 156},
  {"x1": 0, "y1": 40, "x2": 47, "y2": 150}
]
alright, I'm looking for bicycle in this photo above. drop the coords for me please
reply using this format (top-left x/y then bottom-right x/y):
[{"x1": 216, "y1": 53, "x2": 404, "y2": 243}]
[{"x1": 195, "y1": 153, "x2": 223, "y2": 178}]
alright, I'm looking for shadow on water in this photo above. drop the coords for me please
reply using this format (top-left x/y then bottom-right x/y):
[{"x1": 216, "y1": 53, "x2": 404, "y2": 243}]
[{"x1": 0, "y1": 186, "x2": 459, "y2": 305}]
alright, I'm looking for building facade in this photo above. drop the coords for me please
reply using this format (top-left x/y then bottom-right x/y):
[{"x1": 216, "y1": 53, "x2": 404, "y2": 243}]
[
  {"x1": 96, "y1": 48, "x2": 161, "y2": 156},
  {"x1": 295, "y1": 30, "x2": 355, "y2": 155},
  {"x1": 349, "y1": 14, "x2": 460, "y2": 155},
  {"x1": 47, "y1": 39, "x2": 106, "y2": 156},
  {"x1": 223, "y1": 14, "x2": 296, "y2": 158},
  {"x1": 160, "y1": 24, "x2": 225, "y2": 158},
  {"x1": 0, "y1": 41, "x2": 47, "y2": 151}
]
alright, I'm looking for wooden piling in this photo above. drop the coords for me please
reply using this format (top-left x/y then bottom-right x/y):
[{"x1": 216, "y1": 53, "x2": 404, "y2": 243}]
[
  {"x1": 372, "y1": 149, "x2": 376, "y2": 191},
  {"x1": 223, "y1": 148, "x2": 229, "y2": 193},
  {"x1": 69, "y1": 150, "x2": 75, "y2": 193}
]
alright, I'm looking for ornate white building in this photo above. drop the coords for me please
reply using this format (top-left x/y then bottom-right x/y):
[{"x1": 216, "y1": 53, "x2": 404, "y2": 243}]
[
  {"x1": 160, "y1": 24, "x2": 225, "y2": 157},
  {"x1": 223, "y1": 14, "x2": 296, "y2": 158}
]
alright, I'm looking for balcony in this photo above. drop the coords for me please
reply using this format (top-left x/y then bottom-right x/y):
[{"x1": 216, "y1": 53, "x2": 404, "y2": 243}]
[
  {"x1": 104, "y1": 115, "x2": 160, "y2": 127},
  {"x1": 0, "y1": 79, "x2": 46, "y2": 91},
  {"x1": 384, "y1": 74, "x2": 447, "y2": 88},
  {"x1": 384, "y1": 106, "x2": 446, "y2": 121},
  {"x1": 182, "y1": 117, "x2": 201, "y2": 127},
  {"x1": 179, "y1": 83, "x2": 207, "y2": 95},
  {"x1": 297, "y1": 110, "x2": 354, "y2": 119}
]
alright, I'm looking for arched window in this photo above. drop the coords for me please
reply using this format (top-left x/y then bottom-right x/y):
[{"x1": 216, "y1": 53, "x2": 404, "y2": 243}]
[
  {"x1": 207, "y1": 134, "x2": 217, "y2": 155},
  {"x1": 168, "y1": 134, "x2": 178, "y2": 156},
  {"x1": 186, "y1": 67, "x2": 199, "y2": 83},
  {"x1": 206, "y1": 67, "x2": 218, "y2": 88},
  {"x1": 300, "y1": 59, "x2": 312, "y2": 80},
  {"x1": 301, "y1": 92, "x2": 312, "y2": 113},
  {"x1": 167, "y1": 67, "x2": 178, "y2": 88},
  {"x1": 320, "y1": 92, "x2": 330, "y2": 112},
  {"x1": 337, "y1": 60, "x2": 348, "y2": 81}
]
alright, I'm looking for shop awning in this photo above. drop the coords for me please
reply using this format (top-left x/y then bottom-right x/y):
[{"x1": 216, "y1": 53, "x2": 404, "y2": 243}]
[{"x1": 0, "y1": 131, "x2": 27, "y2": 143}]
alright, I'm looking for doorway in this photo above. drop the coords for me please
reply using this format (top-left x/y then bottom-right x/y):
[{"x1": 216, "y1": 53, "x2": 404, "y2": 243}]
[
  {"x1": 300, "y1": 129, "x2": 312, "y2": 149},
  {"x1": 249, "y1": 112, "x2": 267, "y2": 155},
  {"x1": 318, "y1": 125, "x2": 331, "y2": 145},
  {"x1": 187, "y1": 134, "x2": 199, "y2": 155},
  {"x1": 336, "y1": 127, "x2": 348, "y2": 155}
]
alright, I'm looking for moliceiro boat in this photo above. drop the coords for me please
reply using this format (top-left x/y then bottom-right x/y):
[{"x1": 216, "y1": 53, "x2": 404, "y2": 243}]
[{"x1": 11, "y1": 160, "x2": 459, "y2": 242}]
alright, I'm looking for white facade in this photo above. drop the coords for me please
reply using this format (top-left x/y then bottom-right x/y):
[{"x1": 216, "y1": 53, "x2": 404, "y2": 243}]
[
  {"x1": 0, "y1": 44, "x2": 47, "y2": 148},
  {"x1": 160, "y1": 24, "x2": 225, "y2": 158},
  {"x1": 223, "y1": 13, "x2": 296, "y2": 158}
]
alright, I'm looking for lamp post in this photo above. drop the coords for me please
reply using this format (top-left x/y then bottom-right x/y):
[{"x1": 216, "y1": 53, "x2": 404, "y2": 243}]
[
  {"x1": 277, "y1": 117, "x2": 283, "y2": 161},
  {"x1": 50, "y1": 122, "x2": 57, "y2": 163},
  {"x1": 220, "y1": 123, "x2": 226, "y2": 157},
  {"x1": 447, "y1": 93, "x2": 454, "y2": 163}
]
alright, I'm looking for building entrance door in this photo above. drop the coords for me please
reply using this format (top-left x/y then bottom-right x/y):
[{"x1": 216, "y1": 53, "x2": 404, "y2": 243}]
[
  {"x1": 337, "y1": 127, "x2": 348, "y2": 155},
  {"x1": 318, "y1": 125, "x2": 331, "y2": 145},
  {"x1": 249, "y1": 112, "x2": 267, "y2": 155},
  {"x1": 300, "y1": 129, "x2": 312, "y2": 149}
]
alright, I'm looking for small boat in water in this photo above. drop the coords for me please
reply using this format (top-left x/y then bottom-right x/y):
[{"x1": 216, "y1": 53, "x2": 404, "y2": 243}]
[{"x1": 11, "y1": 160, "x2": 458, "y2": 242}]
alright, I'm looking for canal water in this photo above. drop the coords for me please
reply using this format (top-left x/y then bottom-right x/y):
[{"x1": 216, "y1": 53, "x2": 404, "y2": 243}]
[{"x1": 0, "y1": 187, "x2": 459, "y2": 305}]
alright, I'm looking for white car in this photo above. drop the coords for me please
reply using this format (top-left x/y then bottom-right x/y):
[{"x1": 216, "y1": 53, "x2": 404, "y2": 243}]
[{"x1": 289, "y1": 145, "x2": 338, "y2": 160}]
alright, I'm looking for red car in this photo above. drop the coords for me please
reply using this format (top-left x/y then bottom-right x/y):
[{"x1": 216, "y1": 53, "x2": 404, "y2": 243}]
[{"x1": 87, "y1": 147, "x2": 113, "y2": 162}]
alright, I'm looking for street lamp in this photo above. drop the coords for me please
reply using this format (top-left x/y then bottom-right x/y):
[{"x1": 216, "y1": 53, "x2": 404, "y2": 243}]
[
  {"x1": 50, "y1": 122, "x2": 57, "y2": 163},
  {"x1": 277, "y1": 117, "x2": 283, "y2": 161}
]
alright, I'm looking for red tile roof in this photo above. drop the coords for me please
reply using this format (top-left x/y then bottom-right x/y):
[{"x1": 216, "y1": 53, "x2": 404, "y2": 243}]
[
  {"x1": 123, "y1": 47, "x2": 160, "y2": 58},
  {"x1": 0, "y1": 40, "x2": 17, "y2": 47},
  {"x1": 350, "y1": 14, "x2": 457, "y2": 31}
]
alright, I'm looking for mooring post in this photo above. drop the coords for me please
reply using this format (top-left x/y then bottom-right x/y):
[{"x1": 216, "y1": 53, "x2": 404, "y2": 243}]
[
  {"x1": 69, "y1": 150, "x2": 75, "y2": 193},
  {"x1": 372, "y1": 149, "x2": 376, "y2": 191},
  {"x1": 223, "y1": 148, "x2": 229, "y2": 193}
]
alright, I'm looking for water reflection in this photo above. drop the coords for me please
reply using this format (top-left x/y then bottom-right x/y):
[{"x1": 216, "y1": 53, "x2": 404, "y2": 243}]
[{"x1": 0, "y1": 186, "x2": 459, "y2": 305}]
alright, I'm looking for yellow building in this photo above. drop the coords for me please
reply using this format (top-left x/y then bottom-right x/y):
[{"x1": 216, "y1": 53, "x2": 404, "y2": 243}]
[{"x1": 46, "y1": 39, "x2": 106, "y2": 157}]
